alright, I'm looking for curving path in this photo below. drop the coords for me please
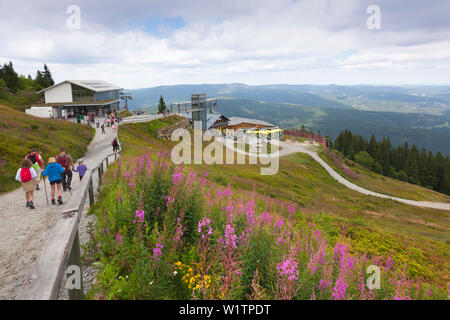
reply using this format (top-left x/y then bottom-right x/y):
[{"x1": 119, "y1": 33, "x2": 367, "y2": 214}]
[{"x1": 219, "y1": 138, "x2": 450, "y2": 211}]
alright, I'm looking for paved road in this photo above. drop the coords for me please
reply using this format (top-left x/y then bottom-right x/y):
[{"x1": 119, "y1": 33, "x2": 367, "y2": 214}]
[
  {"x1": 220, "y1": 138, "x2": 450, "y2": 211},
  {"x1": 0, "y1": 124, "x2": 118, "y2": 299}
]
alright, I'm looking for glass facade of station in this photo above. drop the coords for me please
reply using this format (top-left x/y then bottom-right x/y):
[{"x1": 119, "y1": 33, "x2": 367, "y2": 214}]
[{"x1": 71, "y1": 84, "x2": 120, "y2": 103}]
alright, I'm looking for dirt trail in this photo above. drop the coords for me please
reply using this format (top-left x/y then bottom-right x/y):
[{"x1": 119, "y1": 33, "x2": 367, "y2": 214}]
[{"x1": 0, "y1": 124, "x2": 117, "y2": 300}]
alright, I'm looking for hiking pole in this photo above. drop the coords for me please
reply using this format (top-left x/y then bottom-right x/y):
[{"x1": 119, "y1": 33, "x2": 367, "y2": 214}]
[{"x1": 43, "y1": 175, "x2": 49, "y2": 205}]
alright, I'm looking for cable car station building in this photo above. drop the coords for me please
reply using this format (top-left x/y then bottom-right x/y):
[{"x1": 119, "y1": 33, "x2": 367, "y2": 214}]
[{"x1": 28, "y1": 80, "x2": 122, "y2": 119}]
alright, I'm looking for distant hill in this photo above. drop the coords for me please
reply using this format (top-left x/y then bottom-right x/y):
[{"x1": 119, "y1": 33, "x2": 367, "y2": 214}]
[
  {"x1": 127, "y1": 84, "x2": 450, "y2": 156},
  {"x1": 216, "y1": 98, "x2": 450, "y2": 156},
  {"x1": 128, "y1": 83, "x2": 450, "y2": 114}
]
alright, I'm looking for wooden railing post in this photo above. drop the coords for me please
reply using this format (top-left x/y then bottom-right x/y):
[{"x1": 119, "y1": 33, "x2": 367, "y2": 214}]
[
  {"x1": 67, "y1": 230, "x2": 84, "y2": 300},
  {"x1": 88, "y1": 177, "x2": 94, "y2": 206},
  {"x1": 98, "y1": 166, "x2": 102, "y2": 185},
  {"x1": 106, "y1": 156, "x2": 109, "y2": 168}
]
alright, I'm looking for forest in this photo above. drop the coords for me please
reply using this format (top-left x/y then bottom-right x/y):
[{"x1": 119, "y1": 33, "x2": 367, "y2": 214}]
[{"x1": 333, "y1": 129, "x2": 450, "y2": 195}]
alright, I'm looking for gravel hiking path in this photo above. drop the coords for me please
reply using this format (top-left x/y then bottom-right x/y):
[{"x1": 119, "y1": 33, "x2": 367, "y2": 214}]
[
  {"x1": 0, "y1": 124, "x2": 118, "y2": 300},
  {"x1": 219, "y1": 138, "x2": 450, "y2": 211}
]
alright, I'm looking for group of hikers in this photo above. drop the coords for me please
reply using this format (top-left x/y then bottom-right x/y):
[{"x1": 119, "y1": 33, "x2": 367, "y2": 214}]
[
  {"x1": 96, "y1": 112, "x2": 121, "y2": 134},
  {"x1": 15, "y1": 148, "x2": 87, "y2": 210},
  {"x1": 15, "y1": 112, "x2": 122, "y2": 210}
]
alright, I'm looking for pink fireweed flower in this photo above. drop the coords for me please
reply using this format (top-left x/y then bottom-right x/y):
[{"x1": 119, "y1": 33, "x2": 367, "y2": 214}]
[
  {"x1": 152, "y1": 243, "x2": 163, "y2": 262},
  {"x1": 102, "y1": 227, "x2": 110, "y2": 236},
  {"x1": 173, "y1": 217, "x2": 184, "y2": 243},
  {"x1": 198, "y1": 217, "x2": 213, "y2": 239},
  {"x1": 260, "y1": 212, "x2": 273, "y2": 225},
  {"x1": 129, "y1": 181, "x2": 135, "y2": 187},
  {"x1": 273, "y1": 217, "x2": 284, "y2": 231},
  {"x1": 277, "y1": 237, "x2": 287, "y2": 246},
  {"x1": 133, "y1": 209, "x2": 145, "y2": 224},
  {"x1": 115, "y1": 230, "x2": 123, "y2": 246},
  {"x1": 164, "y1": 195, "x2": 175, "y2": 206},
  {"x1": 385, "y1": 257, "x2": 395, "y2": 271},
  {"x1": 172, "y1": 171, "x2": 182, "y2": 184},
  {"x1": 224, "y1": 224, "x2": 237, "y2": 249},
  {"x1": 276, "y1": 257, "x2": 299, "y2": 280},
  {"x1": 318, "y1": 279, "x2": 330, "y2": 293},
  {"x1": 287, "y1": 204, "x2": 296, "y2": 216},
  {"x1": 332, "y1": 277, "x2": 348, "y2": 300}
]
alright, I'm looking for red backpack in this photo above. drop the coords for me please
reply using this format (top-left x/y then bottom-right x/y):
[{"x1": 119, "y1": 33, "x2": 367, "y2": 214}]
[
  {"x1": 57, "y1": 155, "x2": 70, "y2": 172},
  {"x1": 27, "y1": 152, "x2": 43, "y2": 166},
  {"x1": 20, "y1": 168, "x2": 32, "y2": 182}
]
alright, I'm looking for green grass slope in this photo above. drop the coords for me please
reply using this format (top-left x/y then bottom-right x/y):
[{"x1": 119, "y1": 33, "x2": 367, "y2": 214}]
[
  {"x1": 0, "y1": 104, "x2": 95, "y2": 193},
  {"x1": 114, "y1": 118, "x2": 449, "y2": 286}
]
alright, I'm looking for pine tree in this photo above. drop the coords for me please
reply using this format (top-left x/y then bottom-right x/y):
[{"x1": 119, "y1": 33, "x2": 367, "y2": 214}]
[
  {"x1": 405, "y1": 145, "x2": 419, "y2": 183},
  {"x1": 0, "y1": 61, "x2": 21, "y2": 93},
  {"x1": 42, "y1": 64, "x2": 54, "y2": 86},
  {"x1": 158, "y1": 95, "x2": 167, "y2": 114},
  {"x1": 35, "y1": 70, "x2": 47, "y2": 89}
]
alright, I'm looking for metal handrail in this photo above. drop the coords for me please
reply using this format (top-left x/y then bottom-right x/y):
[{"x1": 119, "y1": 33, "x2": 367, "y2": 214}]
[{"x1": 16, "y1": 145, "x2": 122, "y2": 300}]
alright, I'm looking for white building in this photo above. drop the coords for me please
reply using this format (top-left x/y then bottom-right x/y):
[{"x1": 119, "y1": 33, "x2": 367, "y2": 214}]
[{"x1": 26, "y1": 80, "x2": 123, "y2": 119}]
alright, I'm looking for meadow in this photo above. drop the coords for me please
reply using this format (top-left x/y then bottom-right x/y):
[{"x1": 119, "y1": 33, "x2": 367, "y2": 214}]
[{"x1": 85, "y1": 117, "x2": 449, "y2": 299}]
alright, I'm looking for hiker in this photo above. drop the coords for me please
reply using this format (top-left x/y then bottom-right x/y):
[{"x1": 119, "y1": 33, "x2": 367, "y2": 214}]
[
  {"x1": 101, "y1": 123, "x2": 105, "y2": 134},
  {"x1": 112, "y1": 138, "x2": 119, "y2": 153},
  {"x1": 96, "y1": 120, "x2": 100, "y2": 128},
  {"x1": 56, "y1": 147, "x2": 74, "y2": 192},
  {"x1": 25, "y1": 148, "x2": 44, "y2": 190},
  {"x1": 15, "y1": 159, "x2": 38, "y2": 209},
  {"x1": 72, "y1": 159, "x2": 88, "y2": 181},
  {"x1": 42, "y1": 157, "x2": 65, "y2": 205}
]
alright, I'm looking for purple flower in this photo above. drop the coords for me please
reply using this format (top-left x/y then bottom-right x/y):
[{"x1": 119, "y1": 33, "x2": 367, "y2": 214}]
[
  {"x1": 115, "y1": 231, "x2": 123, "y2": 246},
  {"x1": 332, "y1": 277, "x2": 348, "y2": 300},
  {"x1": 276, "y1": 257, "x2": 299, "y2": 280},
  {"x1": 198, "y1": 217, "x2": 213, "y2": 239},
  {"x1": 224, "y1": 224, "x2": 237, "y2": 249},
  {"x1": 134, "y1": 209, "x2": 145, "y2": 224},
  {"x1": 153, "y1": 243, "x2": 163, "y2": 261}
]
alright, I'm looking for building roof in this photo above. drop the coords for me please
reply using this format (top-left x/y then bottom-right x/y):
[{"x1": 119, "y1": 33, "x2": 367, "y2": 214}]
[
  {"x1": 37, "y1": 80, "x2": 123, "y2": 94},
  {"x1": 228, "y1": 117, "x2": 275, "y2": 127},
  {"x1": 179, "y1": 112, "x2": 230, "y2": 129},
  {"x1": 30, "y1": 99, "x2": 119, "y2": 107}
]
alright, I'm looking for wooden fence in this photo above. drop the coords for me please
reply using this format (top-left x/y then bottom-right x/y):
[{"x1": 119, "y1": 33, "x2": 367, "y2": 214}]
[{"x1": 16, "y1": 148, "x2": 122, "y2": 300}]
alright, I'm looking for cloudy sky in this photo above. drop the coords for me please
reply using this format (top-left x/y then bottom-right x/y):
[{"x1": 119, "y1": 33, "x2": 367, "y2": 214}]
[{"x1": 1, "y1": 0, "x2": 449, "y2": 88}]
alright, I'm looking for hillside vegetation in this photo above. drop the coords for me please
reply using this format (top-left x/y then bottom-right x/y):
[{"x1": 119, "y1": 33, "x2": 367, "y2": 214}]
[
  {"x1": 84, "y1": 117, "x2": 449, "y2": 300},
  {"x1": 0, "y1": 105, "x2": 94, "y2": 193},
  {"x1": 319, "y1": 149, "x2": 450, "y2": 202}
]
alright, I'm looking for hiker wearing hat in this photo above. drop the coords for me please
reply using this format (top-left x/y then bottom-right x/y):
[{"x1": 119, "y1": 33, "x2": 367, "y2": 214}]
[
  {"x1": 42, "y1": 157, "x2": 65, "y2": 205},
  {"x1": 56, "y1": 147, "x2": 74, "y2": 192},
  {"x1": 72, "y1": 159, "x2": 88, "y2": 181},
  {"x1": 25, "y1": 148, "x2": 44, "y2": 190},
  {"x1": 15, "y1": 159, "x2": 38, "y2": 209}
]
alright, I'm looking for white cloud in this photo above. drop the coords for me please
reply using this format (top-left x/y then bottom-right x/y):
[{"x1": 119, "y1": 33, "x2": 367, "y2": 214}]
[{"x1": 0, "y1": 0, "x2": 449, "y2": 88}]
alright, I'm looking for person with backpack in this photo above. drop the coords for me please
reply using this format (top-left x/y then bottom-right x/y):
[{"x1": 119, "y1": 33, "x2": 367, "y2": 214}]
[
  {"x1": 15, "y1": 159, "x2": 38, "y2": 209},
  {"x1": 72, "y1": 159, "x2": 87, "y2": 181},
  {"x1": 56, "y1": 147, "x2": 74, "y2": 192},
  {"x1": 25, "y1": 148, "x2": 44, "y2": 190},
  {"x1": 112, "y1": 138, "x2": 119, "y2": 153},
  {"x1": 42, "y1": 157, "x2": 65, "y2": 205}
]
